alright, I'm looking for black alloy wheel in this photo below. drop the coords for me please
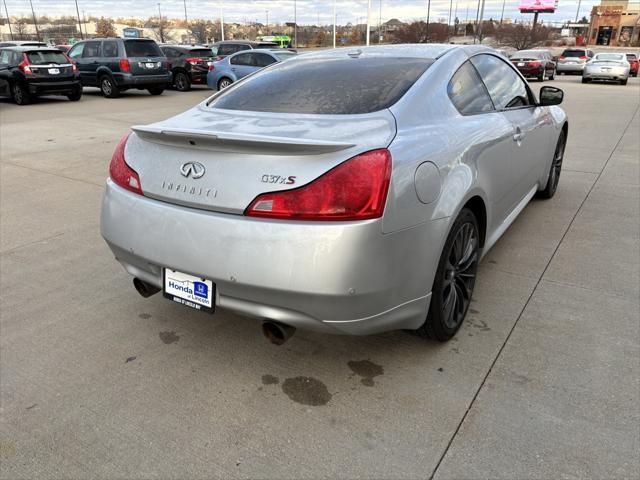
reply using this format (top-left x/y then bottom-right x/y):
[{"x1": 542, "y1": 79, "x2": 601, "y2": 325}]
[
  {"x1": 415, "y1": 208, "x2": 480, "y2": 341},
  {"x1": 174, "y1": 71, "x2": 191, "y2": 91},
  {"x1": 537, "y1": 130, "x2": 566, "y2": 199}
]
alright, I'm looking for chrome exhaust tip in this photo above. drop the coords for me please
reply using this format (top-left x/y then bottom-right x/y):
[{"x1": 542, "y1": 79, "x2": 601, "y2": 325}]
[
  {"x1": 262, "y1": 321, "x2": 296, "y2": 345},
  {"x1": 133, "y1": 278, "x2": 161, "y2": 298}
]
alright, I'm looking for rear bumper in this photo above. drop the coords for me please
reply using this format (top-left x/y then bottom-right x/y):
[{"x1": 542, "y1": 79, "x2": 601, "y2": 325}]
[
  {"x1": 583, "y1": 69, "x2": 629, "y2": 81},
  {"x1": 515, "y1": 66, "x2": 544, "y2": 77},
  {"x1": 115, "y1": 73, "x2": 172, "y2": 87},
  {"x1": 557, "y1": 63, "x2": 585, "y2": 72},
  {"x1": 28, "y1": 79, "x2": 81, "y2": 95},
  {"x1": 100, "y1": 180, "x2": 441, "y2": 335}
]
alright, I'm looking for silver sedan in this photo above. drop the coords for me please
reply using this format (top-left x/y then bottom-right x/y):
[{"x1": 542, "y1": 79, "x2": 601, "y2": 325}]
[
  {"x1": 101, "y1": 45, "x2": 568, "y2": 344},
  {"x1": 582, "y1": 52, "x2": 631, "y2": 85}
]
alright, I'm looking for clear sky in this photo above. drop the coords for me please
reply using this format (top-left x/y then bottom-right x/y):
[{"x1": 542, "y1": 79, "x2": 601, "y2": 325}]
[{"x1": 2, "y1": 0, "x2": 627, "y2": 27}]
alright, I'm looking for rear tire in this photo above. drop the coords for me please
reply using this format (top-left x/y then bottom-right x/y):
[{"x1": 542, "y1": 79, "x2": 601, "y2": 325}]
[
  {"x1": 582, "y1": 77, "x2": 590, "y2": 84},
  {"x1": 549, "y1": 68, "x2": 556, "y2": 80},
  {"x1": 67, "y1": 87, "x2": 82, "y2": 101},
  {"x1": 537, "y1": 129, "x2": 566, "y2": 199},
  {"x1": 173, "y1": 71, "x2": 191, "y2": 91},
  {"x1": 218, "y1": 77, "x2": 232, "y2": 90},
  {"x1": 11, "y1": 83, "x2": 30, "y2": 105},
  {"x1": 414, "y1": 208, "x2": 480, "y2": 342},
  {"x1": 620, "y1": 79, "x2": 628, "y2": 86},
  {"x1": 538, "y1": 70, "x2": 546, "y2": 82},
  {"x1": 148, "y1": 86, "x2": 165, "y2": 95},
  {"x1": 100, "y1": 75, "x2": 119, "y2": 98}
]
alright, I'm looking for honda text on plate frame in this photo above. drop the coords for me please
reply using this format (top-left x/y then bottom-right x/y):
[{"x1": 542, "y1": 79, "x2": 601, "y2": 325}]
[{"x1": 100, "y1": 44, "x2": 567, "y2": 344}]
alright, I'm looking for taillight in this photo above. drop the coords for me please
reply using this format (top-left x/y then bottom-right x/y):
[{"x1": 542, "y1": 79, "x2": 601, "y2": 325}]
[
  {"x1": 559, "y1": 55, "x2": 566, "y2": 60},
  {"x1": 186, "y1": 57, "x2": 203, "y2": 64},
  {"x1": 109, "y1": 132, "x2": 143, "y2": 195},
  {"x1": 245, "y1": 149, "x2": 391, "y2": 221},
  {"x1": 528, "y1": 60, "x2": 542, "y2": 67},
  {"x1": 208, "y1": 64, "x2": 215, "y2": 71},
  {"x1": 18, "y1": 53, "x2": 33, "y2": 76},
  {"x1": 119, "y1": 58, "x2": 130, "y2": 73},
  {"x1": 579, "y1": 56, "x2": 588, "y2": 60}
]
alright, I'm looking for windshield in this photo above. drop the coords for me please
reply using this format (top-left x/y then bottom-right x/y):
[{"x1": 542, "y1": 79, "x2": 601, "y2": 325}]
[
  {"x1": 26, "y1": 50, "x2": 69, "y2": 65},
  {"x1": 208, "y1": 56, "x2": 433, "y2": 115},
  {"x1": 626, "y1": 54, "x2": 637, "y2": 60},
  {"x1": 593, "y1": 53, "x2": 625, "y2": 62},
  {"x1": 124, "y1": 40, "x2": 162, "y2": 57}
]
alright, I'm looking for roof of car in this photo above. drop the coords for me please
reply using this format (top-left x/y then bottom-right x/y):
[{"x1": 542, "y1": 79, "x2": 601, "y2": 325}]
[
  {"x1": 0, "y1": 46, "x2": 65, "y2": 52},
  {"x1": 299, "y1": 44, "x2": 476, "y2": 60},
  {"x1": 212, "y1": 40, "x2": 278, "y2": 45},
  {"x1": 160, "y1": 44, "x2": 209, "y2": 49}
]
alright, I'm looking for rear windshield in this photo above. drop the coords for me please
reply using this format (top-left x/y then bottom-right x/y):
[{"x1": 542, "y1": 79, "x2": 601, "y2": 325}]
[
  {"x1": 562, "y1": 50, "x2": 586, "y2": 57},
  {"x1": 188, "y1": 48, "x2": 214, "y2": 57},
  {"x1": 257, "y1": 43, "x2": 278, "y2": 48},
  {"x1": 627, "y1": 54, "x2": 637, "y2": 60},
  {"x1": 594, "y1": 53, "x2": 624, "y2": 62},
  {"x1": 515, "y1": 50, "x2": 543, "y2": 58},
  {"x1": 124, "y1": 40, "x2": 162, "y2": 57},
  {"x1": 273, "y1": 51, "x2": 296, "y2": 61},
  {"x1": 209, "y1": 57, "x2": 433, "y2": 114},
  {"x1": 26, "y1": 51, "x2": 69, "y2": 65}
]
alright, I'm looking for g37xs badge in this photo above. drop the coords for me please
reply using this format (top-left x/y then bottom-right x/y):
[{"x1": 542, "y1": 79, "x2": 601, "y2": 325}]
[
  {"x1": 261, "y1": 174, "x2": 296, "y2": 185},
  {"x1": 180, "y1": 162, "x2": 205, "y2": 179}
]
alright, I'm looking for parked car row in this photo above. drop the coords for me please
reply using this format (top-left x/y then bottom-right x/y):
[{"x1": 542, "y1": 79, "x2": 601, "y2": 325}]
[{"x1": 0, "y1": 38, "x2": 299, "y2": 104}]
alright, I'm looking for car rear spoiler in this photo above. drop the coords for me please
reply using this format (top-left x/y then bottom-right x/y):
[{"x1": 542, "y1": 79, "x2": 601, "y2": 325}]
[{"x1": 131, "y1": 125, "x2": 355, "y2": 155}]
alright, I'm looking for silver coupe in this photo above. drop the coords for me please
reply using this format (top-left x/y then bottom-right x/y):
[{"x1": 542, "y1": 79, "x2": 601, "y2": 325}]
[{"x1": 101, "y1": 45, "x2": 568, "y2": 344}]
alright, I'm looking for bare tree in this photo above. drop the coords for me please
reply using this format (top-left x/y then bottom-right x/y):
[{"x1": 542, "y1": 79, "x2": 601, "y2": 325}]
[
  {"x1": 188, "y1": 19, "x2": 214, "y2": 44},
  {"x1": 149, "y1": 16, "x2": 174, "y2": 43},
  {"x1": 393, "y1": 21, "x2": 448, "y2": 43},
  {"x1": 495, "y1": 23, "x2": 552, "y2": 50},
  {"x1": 95, "y1": 17, "x2": 116, "y2": 37},
  {"x1": 14, "y1": 17, "x2": 29, "y2": 39}
]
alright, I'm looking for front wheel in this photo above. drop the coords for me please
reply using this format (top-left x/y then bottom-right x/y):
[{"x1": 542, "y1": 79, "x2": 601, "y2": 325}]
[
  {"x1": 538, "y1": 70, "x2": 546, "y2": 82},
  {"x1": 537, "y1": 130, "x2": 566, "y2": 199},
  {"x1": 549, "y1": 68, "x2": 556, "y2": 80},
  {"x1": 414, "y1": 208, "x2": 480, "y2": 342},
  {"x1": 147, "y1": 86, "x2": 165, "y2": 95},
  {"x1": 12, "y1": 83, "x2": 30, "y2": 105},
  {"x1": 582, "y1": 77, "x2": 590, "y2": 84}
]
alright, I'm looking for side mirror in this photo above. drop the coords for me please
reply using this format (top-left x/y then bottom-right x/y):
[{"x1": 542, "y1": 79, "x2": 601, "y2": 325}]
[{"x1": 539, "y1": 86, "x2": 564, "y2": 106}]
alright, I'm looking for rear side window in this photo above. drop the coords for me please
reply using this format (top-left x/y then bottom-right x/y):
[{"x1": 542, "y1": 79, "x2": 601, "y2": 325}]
[
  {"x1": 230, "y1": 53, "x2": 252, "y2": 66},
  {"x1": 218, "y1": 44, "x2": 239, "y2": 56},
  {"x1": 254, "y1": 53, "x2": 276, "y2": 67},
  {"x1": 448, "y1": 61, "x2": 494, "y2": 115},
  {"x1": 102, "y1": 41, "x2": 119, "y2": 58},
  {"x1": 124, "y1": 40, "x2": 162, "y2": 57},
  {"x1": 471, "y1": 54, "x2": 531, "y2": 110},
  {"x1": 26, "y1": 51, "x2": 69, "y2": 65},
  {"x1": 0, "y1": 50, "x2": 11, "y2": 64},
  {"x1": 82, "y1": 41, "x2": 101, "y2": 58},
  {"x1": 209, "y1": 57, "x2": 433, "y2": 115}
]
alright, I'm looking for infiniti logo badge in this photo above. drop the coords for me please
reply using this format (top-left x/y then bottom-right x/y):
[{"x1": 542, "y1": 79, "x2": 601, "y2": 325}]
[{"x1": 180, "y1": 162, "x2": 205, "y2": 179}]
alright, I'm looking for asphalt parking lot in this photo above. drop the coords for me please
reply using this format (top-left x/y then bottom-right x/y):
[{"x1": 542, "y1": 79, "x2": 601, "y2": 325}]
[{"x1": 1, "y1": 76, "x2": 639, "y2": 479}]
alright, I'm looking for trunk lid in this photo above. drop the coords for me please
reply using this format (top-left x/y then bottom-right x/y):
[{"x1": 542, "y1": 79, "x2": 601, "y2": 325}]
[
  {"x1": 124, "y1": 105, "x2": 397, "y2": 214},
  {"x1": 123, "y1": 40, "x2": 168, "y2": 76}
]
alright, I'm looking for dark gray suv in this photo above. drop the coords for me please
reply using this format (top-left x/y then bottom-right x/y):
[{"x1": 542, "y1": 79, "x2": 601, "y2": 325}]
[{"x1": 68, "y1": 38, "x2": 171, "y2": 98}]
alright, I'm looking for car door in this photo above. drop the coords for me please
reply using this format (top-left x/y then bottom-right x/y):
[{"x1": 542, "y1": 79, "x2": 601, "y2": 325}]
[
  {"x1": 447, "y1": 60, "x2": 516, "y2": 226},
  {"x1": 78, "y1": 41, "x2": 101, "y2": 86},
  {"x1": 253, "y1": 52, "x2": 278, "y2": 71},
  {"x1": 101, "y1": 40, "x2": 120, "y2": 74},
  {"x1": 471, "y1": 53, "x2": 550, "y2": 210},
  {"x1": 229, "y1": 52, "x2": 255, "y2": 79}
]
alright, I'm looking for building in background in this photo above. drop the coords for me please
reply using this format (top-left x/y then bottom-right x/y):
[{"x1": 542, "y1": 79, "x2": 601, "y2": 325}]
[{"x1": 587, "y1": 0, "x2": 640, "y2": 46}]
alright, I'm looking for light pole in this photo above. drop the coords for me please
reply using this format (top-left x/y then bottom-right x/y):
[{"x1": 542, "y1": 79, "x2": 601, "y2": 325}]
[
  {"x1": 183, "y1": 0, "x2": 188, "y2": 24},
  {"x1": 2, "y1": 0, "x2": 12, "y2": 40},
  {"x1": 500, "y1": 0, "x2": 506, "y2": 24},
  {"x1": 220, "y1": 1, "x2": 225, "y2": 41},
  {"x1": 448, "y1": 0, "x2": 454, "y2": 40},
  {"x1": 266, "y1": 10, "x2": 269, "y2": 35},
  {"x1": 574, "y1": 0, "x2": 582, "y2": 23},
  {"x1": 426, "y1": 0, "x2": 431, "y2": 42},
  {"x1": 333, "y1": 0, "x2": 336, "y2": 48},
  {"x1": 294, "y1": 0, "x2": 297, "y2": 48},
  {"x1": 476, "y1": 0, "x2": 486, "y2": 44},
  {"x1": 28, "y1": 0, "x2": 40, "y2": 42},
  {"x1": 378, "y1": 0, "x2": 383, "y2": 44},
  {"x1": 74, "y1": 0, "x2": 83, "y2": 39},
  {"x1": 366, "y1": 0, "x2": 371, "y2": 45}
]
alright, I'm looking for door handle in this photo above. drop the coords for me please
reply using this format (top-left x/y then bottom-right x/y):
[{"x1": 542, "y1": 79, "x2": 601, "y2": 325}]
[{"x1": 513, "y1": 127, "x2": 525, "y2": 143}]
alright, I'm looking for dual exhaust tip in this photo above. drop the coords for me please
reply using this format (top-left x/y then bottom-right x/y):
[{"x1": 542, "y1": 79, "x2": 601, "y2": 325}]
[{"x1": 133, "y1": 278, "x2": 296, "y2": 345}]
